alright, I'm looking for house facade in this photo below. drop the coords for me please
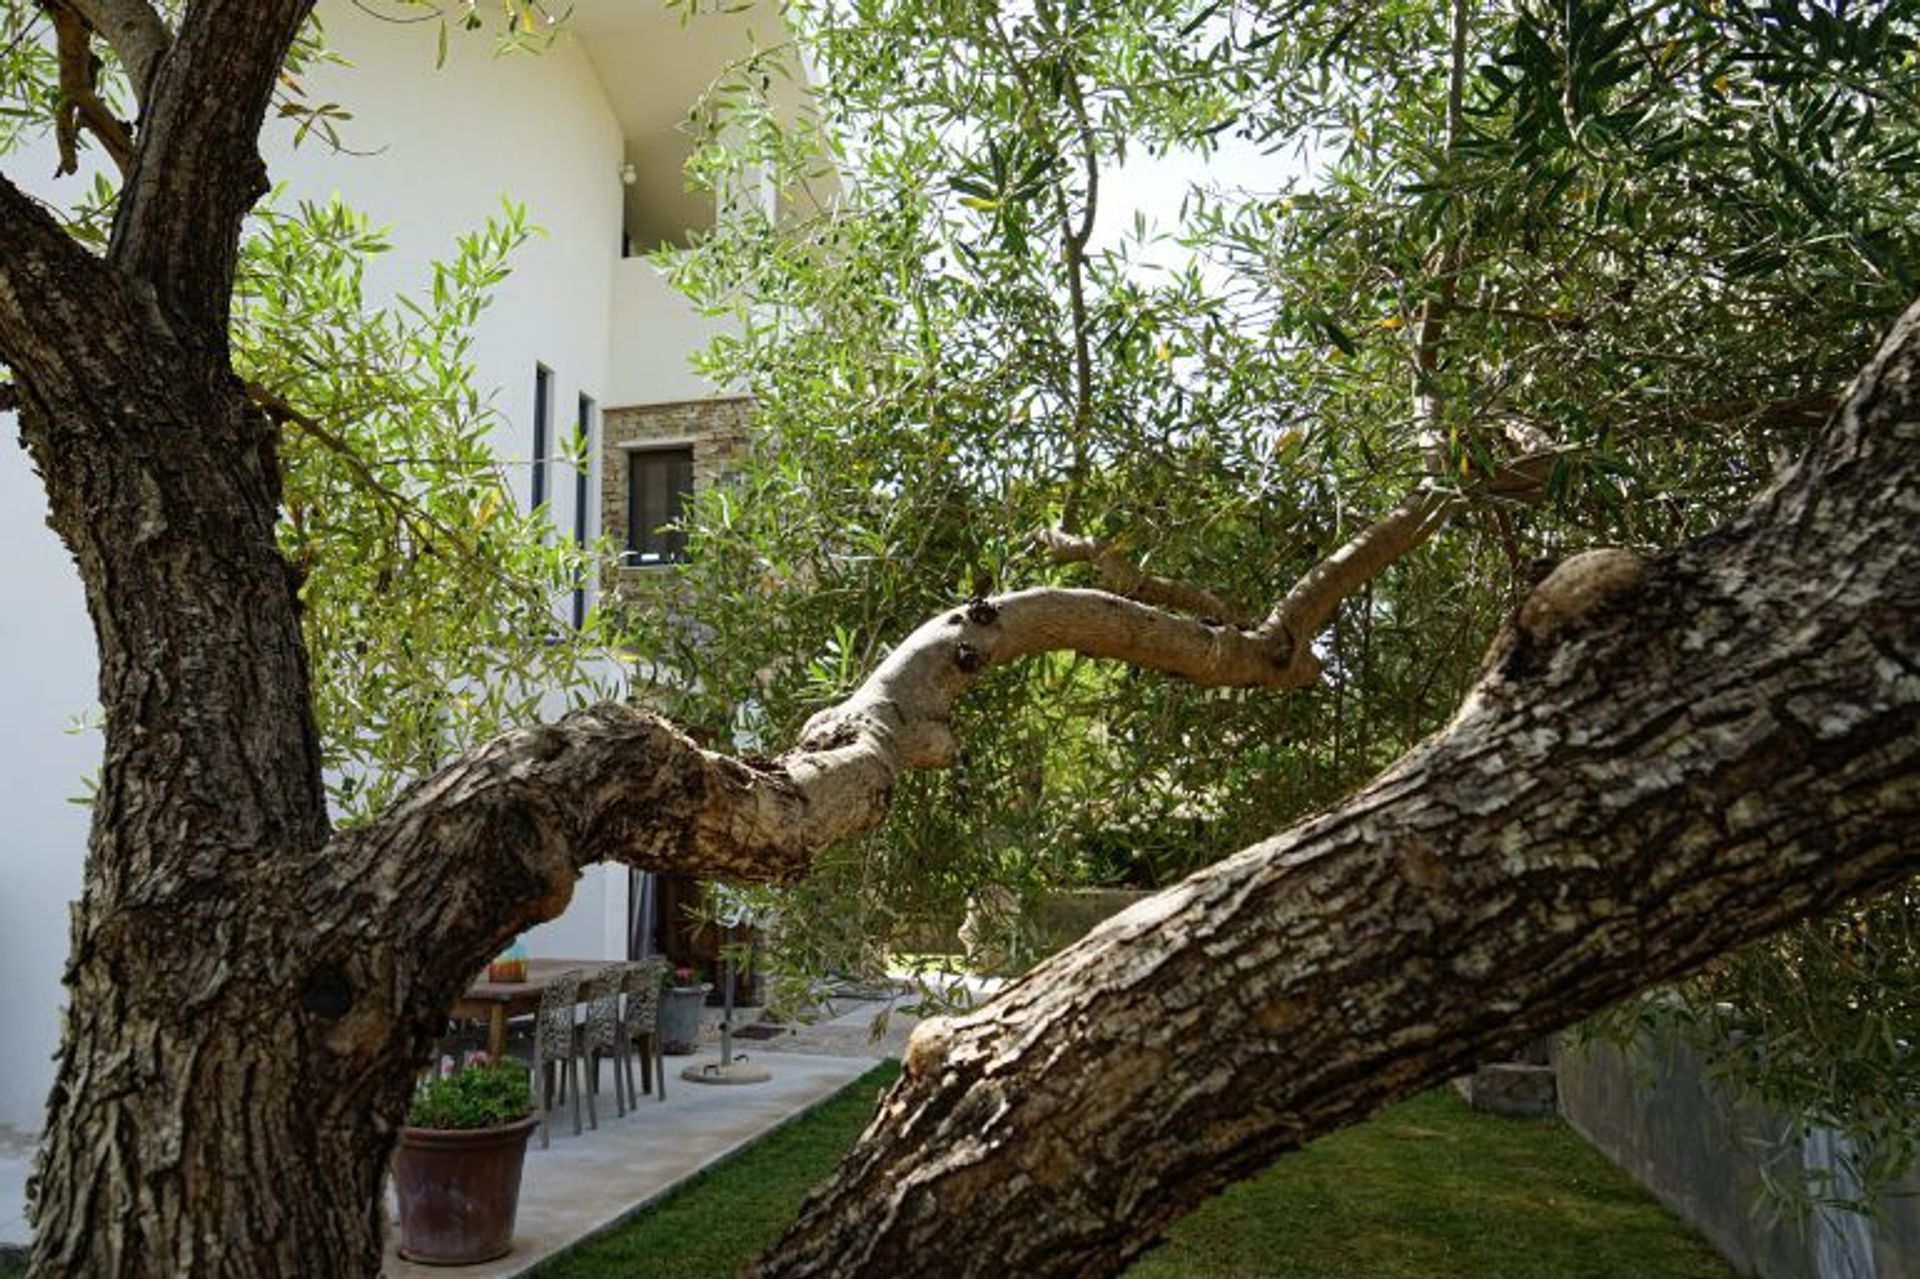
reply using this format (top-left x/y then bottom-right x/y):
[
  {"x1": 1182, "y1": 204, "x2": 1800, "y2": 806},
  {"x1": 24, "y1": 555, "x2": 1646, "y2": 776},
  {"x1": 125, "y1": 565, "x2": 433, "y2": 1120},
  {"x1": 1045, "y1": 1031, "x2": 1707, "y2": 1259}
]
[{"x1": 0, "y1": 0, "x2": 785, "y2": 1134}]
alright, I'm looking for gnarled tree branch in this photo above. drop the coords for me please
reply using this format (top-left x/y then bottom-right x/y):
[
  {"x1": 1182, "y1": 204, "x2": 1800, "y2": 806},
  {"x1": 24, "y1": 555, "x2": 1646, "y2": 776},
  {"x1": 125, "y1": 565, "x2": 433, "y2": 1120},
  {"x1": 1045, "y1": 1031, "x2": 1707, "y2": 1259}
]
[
  {"x1": 109, "y1": 0, "x2": 315, "y2": 332},
  {"x1": 321, "y1": 585, "x2": 1316, "y2": 1065},
  {"x1": 354, "y1": 583, "x2": 1310, "y2": 893},
  {"x1": 0, "y1": 166, "x2": 158, "y2": 403},
  {"x1": 1257, "y1": 484, "x2": 1461, "y2": 655},
  {"x1": 63, "y1": 0, "x2": 170, "y2": 107}
]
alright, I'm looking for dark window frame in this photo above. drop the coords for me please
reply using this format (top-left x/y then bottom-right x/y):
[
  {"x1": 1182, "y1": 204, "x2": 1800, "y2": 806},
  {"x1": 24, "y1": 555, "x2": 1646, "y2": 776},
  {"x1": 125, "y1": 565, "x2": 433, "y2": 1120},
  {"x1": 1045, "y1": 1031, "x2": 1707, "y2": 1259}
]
[
  {"x1": 530, "y1": 364, "x2": 553, "y2": 514},
  {"x1": 571, "y1": 395, "x2": 595, "y2": 628},
  {"x1": 624, "y1": 446, "x2": 694, "y2": 567}
]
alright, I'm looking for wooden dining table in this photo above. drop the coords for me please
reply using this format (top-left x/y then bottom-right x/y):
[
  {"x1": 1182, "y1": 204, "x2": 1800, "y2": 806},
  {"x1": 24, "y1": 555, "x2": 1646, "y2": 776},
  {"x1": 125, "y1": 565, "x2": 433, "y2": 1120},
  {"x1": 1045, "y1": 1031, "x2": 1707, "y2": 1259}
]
[{"x1": 452, "y1": 957, "x2": 620, "y2": 1060}]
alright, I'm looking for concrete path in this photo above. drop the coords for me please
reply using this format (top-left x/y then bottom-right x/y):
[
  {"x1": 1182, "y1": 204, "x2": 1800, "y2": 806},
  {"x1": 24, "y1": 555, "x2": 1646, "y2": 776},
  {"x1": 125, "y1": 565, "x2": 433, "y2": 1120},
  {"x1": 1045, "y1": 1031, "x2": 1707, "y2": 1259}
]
[
  {"x1": 384, "y1": 1051, "x2": 870, "y2": 1279},
  {"x1": 0, "y1": 972, "x2": 995, "y2": 1271}
]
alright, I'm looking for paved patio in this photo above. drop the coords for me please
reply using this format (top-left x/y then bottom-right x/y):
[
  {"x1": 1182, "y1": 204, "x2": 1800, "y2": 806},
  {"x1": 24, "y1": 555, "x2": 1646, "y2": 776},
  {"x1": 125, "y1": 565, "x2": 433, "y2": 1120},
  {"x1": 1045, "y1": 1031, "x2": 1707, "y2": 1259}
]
[
  {"x1": 384, "y1": 1048, "x2": 872, "y2": 1278},
  {"x1": 0, "y1": 973, "x2": 990, "y2": 1272}
]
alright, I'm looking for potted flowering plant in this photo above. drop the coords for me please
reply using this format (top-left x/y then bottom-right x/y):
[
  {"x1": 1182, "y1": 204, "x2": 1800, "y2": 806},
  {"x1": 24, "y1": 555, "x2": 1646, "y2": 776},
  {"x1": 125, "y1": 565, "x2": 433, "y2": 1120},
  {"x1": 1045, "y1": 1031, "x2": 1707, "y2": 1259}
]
[
  {"x1": 391, "y1": 1052, "x2": 537, "y2": 1265},
  {"x1": 659, "y1": 966, "x2": 712, "y2": 1055}
]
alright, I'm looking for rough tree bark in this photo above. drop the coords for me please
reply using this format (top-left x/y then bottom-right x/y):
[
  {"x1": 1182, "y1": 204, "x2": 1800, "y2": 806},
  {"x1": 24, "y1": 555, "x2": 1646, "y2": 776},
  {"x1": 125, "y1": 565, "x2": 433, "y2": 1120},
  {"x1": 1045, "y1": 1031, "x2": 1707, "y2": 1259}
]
[{"x1": 1, "y1": 5, "x2": 1918, "y2": 1278}]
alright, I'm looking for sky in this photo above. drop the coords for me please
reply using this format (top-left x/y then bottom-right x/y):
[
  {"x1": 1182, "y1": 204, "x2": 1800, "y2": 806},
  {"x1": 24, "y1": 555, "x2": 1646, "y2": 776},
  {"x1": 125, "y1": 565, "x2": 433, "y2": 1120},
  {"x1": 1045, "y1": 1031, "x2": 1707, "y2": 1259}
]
[{"x1": 1095, "y1": 132, "x2": 1321, "y2": 278}]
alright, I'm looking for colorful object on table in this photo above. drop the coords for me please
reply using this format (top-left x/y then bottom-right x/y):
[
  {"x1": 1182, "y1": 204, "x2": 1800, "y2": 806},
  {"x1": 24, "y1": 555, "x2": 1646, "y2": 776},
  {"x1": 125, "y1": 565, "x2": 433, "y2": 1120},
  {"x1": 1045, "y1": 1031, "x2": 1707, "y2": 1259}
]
[{"x1": 487, "y1": 937, "x2": 528, "y2": 984}]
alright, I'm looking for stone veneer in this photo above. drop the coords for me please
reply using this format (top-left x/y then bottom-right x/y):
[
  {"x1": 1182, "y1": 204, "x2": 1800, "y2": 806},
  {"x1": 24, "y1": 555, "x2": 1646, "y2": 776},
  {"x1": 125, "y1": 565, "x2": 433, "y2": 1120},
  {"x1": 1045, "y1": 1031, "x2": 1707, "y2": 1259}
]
[{"x1": 599, "y1": 396, "x2": 752, "y2": 599}]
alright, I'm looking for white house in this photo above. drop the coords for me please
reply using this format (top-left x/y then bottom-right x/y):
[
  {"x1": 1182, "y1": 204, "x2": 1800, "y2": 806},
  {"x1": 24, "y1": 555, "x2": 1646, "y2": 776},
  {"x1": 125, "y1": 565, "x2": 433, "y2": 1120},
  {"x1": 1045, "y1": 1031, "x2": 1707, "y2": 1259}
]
[{"x1": 0, "y1": 0, "x2": 801, "y2": 1138}]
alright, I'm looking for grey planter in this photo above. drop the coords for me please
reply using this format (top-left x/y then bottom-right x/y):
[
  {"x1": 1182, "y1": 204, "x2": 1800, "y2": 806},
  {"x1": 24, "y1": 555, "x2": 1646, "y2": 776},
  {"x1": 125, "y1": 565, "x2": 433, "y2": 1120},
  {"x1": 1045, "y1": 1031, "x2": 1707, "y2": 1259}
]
[{"x1": 658, "y1": 985, "x2": 710, "y2": 1055}]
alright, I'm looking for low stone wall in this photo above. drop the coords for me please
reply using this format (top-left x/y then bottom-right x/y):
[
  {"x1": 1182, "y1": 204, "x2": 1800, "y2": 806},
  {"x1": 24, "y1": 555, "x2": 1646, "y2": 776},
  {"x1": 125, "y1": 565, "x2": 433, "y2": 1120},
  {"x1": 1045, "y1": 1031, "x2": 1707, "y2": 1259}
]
[
  {"x1": 1556, "y1": 1032, "x2": 1920, "y2": 1279},
  {"x1": 953, "y1": 887, "x2": 1154, "y2": 973},
  {"x1": 1035, "y1": 888, "x2": 1154, "y2": 950}
]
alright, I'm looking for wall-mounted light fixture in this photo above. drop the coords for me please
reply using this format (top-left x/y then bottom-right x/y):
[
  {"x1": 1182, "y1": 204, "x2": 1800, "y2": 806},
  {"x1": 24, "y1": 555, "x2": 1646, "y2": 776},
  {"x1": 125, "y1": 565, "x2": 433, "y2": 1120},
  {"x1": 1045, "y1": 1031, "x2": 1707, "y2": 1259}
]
[{"x1": 620, "y1": 161, "x2": 638, "y2": 186}]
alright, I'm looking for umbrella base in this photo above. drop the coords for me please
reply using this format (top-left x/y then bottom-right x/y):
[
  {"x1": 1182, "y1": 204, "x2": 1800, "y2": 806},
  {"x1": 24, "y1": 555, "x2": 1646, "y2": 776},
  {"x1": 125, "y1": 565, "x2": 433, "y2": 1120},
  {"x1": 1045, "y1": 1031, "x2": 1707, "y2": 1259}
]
[{"x1": 681, "y1": 1059, "x2": 773, "y2": 1085}]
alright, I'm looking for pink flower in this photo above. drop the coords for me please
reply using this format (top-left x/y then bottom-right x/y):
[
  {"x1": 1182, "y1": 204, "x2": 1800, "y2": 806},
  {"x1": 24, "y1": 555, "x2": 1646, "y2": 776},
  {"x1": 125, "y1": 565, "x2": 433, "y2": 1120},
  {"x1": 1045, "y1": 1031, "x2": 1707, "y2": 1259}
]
[{"x1": 463, "y1": 1050, "x2": 490, "y2": 1068}]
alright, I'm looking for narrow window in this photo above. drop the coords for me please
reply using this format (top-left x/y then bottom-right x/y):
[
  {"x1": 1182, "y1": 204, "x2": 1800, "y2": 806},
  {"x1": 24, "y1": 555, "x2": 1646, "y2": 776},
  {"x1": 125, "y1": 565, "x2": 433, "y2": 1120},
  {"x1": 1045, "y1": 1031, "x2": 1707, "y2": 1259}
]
[
  {"x1": 625, "y1": 447, "x2": 694, "y2": 566},
  {"x1": 572, "y1": 395, "x2": 595, "y2": 628},
  {"x1": 531, "y1": 364, "x2": 553, "y2": 513}
]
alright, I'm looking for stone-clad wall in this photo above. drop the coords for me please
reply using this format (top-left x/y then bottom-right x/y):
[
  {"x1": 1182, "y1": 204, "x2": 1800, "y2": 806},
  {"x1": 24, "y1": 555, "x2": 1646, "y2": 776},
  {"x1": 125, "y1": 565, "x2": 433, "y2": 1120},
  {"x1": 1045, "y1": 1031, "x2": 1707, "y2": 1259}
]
[{"x1": 599, "y1": 395, "x2": 752, "y2": 596}]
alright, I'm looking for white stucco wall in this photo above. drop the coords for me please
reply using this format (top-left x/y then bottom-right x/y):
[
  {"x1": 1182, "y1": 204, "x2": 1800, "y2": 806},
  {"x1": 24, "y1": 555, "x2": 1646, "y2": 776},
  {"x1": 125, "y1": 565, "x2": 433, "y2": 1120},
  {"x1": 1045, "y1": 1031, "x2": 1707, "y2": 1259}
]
[
  {"x1": 264, "y1": 2, "x2": 624, "y2": 528},
  {"x1": 608, "y1": 257, "x2": 735, "y2": 406},
  {"x1": 0, "y1": 2, "x2": 736, "y2": 1131}
]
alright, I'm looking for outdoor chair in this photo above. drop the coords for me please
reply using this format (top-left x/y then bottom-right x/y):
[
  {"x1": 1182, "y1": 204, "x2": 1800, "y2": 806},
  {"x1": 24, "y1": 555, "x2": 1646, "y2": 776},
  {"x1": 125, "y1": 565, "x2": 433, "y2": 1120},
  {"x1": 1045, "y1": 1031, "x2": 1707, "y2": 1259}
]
[
  {"x1": 622, "y1": 957, "x2": 670, "y2": 1104},
  {"x1": 503, "y1": 967, "x2": 583, "y2": 1149},
  {"x1": 577, "y1": 966, "x2": 628, "y2": 1126}
]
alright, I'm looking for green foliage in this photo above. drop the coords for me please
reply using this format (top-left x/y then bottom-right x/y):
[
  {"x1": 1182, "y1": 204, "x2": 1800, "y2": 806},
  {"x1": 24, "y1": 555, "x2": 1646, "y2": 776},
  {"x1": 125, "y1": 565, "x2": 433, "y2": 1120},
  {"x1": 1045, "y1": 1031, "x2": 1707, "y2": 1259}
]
[
  {"x1": 0, "y1": 2, "x2": 57, "y2": 157},
  {"x1": 233, "y1": 195, "x2": 616, "y2": 820},
  {"x1": 407, "y1": 1057, "x2": 533, "y2": 1130}
]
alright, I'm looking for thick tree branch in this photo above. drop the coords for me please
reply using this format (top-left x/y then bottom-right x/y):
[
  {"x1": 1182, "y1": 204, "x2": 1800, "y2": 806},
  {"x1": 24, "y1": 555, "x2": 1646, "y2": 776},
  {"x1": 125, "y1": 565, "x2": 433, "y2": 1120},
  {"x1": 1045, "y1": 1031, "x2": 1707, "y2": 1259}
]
[
  {"x1": 357, "y1": 584, "x2": 1307, "y2": 891},
  {"x1": 316, "y1": 586, "x2": 1313, "y2": 1065},
  {"x1": 0, "y1": 166, "x2": 156, "y2": 402},
  {"x1": 745, "y1": 301, "x2": 1920, "y2": 1279},
  {"x1": 109, "y1": 0, "x2": 314, "y2": 333}
]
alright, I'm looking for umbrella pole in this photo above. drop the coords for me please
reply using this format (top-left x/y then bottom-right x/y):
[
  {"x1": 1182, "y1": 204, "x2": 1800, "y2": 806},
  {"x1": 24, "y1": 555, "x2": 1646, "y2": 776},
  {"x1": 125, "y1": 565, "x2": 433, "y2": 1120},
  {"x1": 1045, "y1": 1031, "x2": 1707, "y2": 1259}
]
[{"x1": 682, "y1": 929, "x2": 770, "y2": 1086}]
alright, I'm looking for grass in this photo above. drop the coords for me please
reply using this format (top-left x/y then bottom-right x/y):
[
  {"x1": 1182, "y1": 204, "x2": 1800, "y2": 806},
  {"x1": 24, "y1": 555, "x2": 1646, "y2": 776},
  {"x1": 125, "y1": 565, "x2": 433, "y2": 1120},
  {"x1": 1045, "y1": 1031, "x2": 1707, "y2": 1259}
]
[
  {"x1": 535, "y1": 1063, "x2": 1735, "y2": 1279},
  {"x1": 526, "y1": 1063, "x2": 908, "y2": 1279},
  {"x1": 0, "y1": 1069, "x2": 1734, "y2": 1279},
  {"x1": 1124, "y1": 1089, "x2": 1734, "y2": 1279}
]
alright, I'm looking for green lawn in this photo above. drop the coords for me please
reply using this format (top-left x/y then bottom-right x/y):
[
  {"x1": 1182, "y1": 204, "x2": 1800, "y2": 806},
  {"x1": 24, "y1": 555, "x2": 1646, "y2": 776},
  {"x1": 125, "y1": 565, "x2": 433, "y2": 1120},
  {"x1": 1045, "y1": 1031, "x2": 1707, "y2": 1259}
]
[
  {"x1": 534, "y1": 1062, "x2": 1735, "y2": 1279},
  {"x1": 0, "y1": 1068, "x2": 1733, "y2": 1279},
  {"x1": 526, "y1": 1065, "x2": 909, "y2": 1279},
  {"x1": 1123, "y1": 1089, "x2": 1734, "y2": 1279}
]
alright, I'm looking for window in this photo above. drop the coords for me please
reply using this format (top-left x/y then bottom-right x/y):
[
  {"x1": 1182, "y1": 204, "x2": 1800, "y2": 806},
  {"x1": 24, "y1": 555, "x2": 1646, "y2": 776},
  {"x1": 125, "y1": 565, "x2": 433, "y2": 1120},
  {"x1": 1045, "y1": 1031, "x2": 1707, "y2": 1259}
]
[
  {"x1": 625, "y1": 447, "x2": 693, "y2": 566},
  {"x1": 572, "y1": 395, "x2": 594, "y2": 628},
  {"x1": 530, "y1": 364, "x2": 553, "y2": 513}
]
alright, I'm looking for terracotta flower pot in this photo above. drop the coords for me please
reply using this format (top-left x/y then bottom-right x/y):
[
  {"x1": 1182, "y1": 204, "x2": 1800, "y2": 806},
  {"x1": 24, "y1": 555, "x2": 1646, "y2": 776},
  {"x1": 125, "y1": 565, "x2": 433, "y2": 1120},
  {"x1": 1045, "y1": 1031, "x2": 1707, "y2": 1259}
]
[{"x1": 392, "y1": 1114, "x2": 539, "y2": 1265}]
